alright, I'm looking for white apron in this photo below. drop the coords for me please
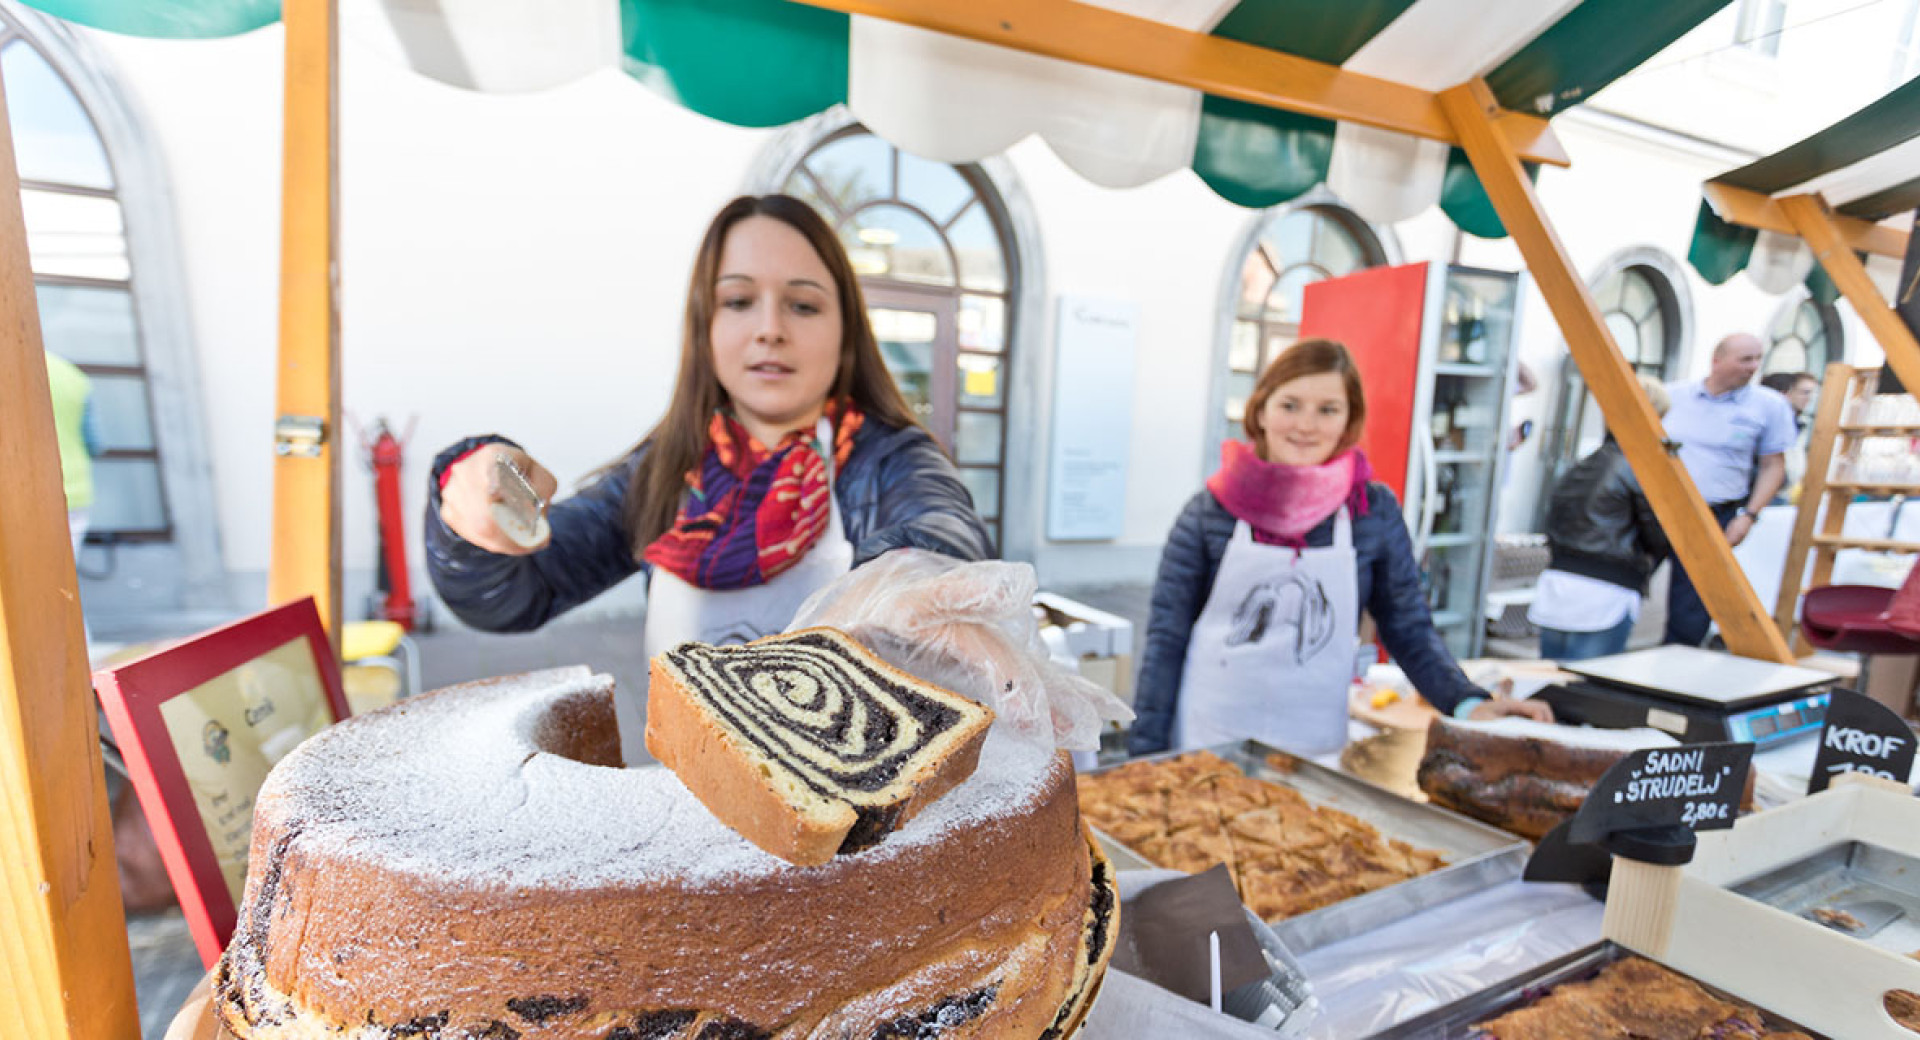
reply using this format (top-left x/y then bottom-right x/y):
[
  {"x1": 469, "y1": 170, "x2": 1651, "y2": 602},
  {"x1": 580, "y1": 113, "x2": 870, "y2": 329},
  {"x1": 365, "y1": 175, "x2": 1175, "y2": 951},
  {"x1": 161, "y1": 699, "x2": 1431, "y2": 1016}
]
[
  {"x1": 1172, "y1": 509, "x2": 1359, "y2": 756},
  {"x1": 642, "y1": 417, "x2": 853, "y2": 658}
]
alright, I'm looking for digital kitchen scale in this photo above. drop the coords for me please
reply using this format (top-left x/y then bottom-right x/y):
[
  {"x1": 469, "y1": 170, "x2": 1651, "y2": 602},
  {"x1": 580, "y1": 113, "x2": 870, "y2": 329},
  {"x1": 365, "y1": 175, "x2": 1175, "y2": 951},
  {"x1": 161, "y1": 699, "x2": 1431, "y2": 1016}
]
[{"x1": 1535, "y1": 645, "x2": 1839, "y2": 748}]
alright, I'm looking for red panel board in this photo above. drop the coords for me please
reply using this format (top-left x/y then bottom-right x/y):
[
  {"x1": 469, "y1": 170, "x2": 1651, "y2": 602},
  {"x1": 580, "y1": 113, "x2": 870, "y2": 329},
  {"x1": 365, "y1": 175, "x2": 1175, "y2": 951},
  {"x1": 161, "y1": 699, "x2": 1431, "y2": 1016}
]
[{"x1": 1300, "y1": 262, "x2": 1429, "y2": 499}]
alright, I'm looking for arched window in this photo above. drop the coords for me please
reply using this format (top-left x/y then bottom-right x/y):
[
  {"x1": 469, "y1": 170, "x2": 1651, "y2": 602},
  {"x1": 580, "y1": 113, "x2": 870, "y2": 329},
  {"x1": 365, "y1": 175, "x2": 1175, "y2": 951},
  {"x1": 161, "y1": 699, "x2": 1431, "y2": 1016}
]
[
  {"x1": 1536, "y1": 260, "x2": 1686, "y2": 525},
  {"x1": 780, "y1": 129, "x2": 1016, "y2": 551},
  {"x1": 1221, "y1": 203, "x2": 1386, "y2": 449},
  {"x1": 3, "y1": 23, "x2": 169, "y2": 540},
  {"x1": 1762, "y1": 292, "x2": 1841, "y2": 378}
]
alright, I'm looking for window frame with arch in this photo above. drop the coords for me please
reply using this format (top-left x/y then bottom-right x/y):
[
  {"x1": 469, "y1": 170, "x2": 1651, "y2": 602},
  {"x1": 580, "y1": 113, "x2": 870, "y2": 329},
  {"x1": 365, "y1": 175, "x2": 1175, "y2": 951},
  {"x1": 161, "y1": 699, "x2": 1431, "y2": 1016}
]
[
  {"x1": 1533, "y1": 247, "x2": 1693, "y2": 529},
  {"x1": 1206, "y1": 192, "x2": 1398, "y2": 474},
  {"x1": 1761, "y1": 287, "x2": 1843, "y2": 381},
  {"x1": 2, "y1": 0, "x2": 225, "y2": 618},
  {"x1": 745, "y1": 113, "x2": 1037, "y2": 557}
]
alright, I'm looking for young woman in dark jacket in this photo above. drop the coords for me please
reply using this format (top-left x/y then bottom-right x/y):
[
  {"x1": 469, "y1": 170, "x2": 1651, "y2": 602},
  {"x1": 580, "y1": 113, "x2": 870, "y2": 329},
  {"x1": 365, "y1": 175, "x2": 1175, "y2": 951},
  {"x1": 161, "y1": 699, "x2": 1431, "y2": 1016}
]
[
  {"x1": 1129, "y1": 341, "x2": 1548, "y2": 757},
  {"x1": 426, "y1": 195, "x2": 990, "y2": 647},
  {"x1": 1527, "y1": 376, "x2": 1671, "y2": 660}
]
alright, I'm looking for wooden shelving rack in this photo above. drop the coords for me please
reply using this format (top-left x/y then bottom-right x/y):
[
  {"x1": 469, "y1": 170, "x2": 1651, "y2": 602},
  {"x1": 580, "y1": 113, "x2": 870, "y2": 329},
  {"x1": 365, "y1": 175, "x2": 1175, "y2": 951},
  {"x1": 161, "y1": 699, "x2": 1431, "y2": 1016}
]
[{"x1": 1774, "y1": 363, "x2": 1920, "y2": 650}]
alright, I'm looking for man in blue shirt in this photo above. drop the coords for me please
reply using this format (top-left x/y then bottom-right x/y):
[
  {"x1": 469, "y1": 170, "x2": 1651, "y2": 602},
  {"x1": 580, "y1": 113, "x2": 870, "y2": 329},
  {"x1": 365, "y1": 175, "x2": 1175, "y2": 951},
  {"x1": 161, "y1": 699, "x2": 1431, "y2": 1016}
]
[{"x1": 1660, "y1": 333, "x2": 1797, "y2": 646}]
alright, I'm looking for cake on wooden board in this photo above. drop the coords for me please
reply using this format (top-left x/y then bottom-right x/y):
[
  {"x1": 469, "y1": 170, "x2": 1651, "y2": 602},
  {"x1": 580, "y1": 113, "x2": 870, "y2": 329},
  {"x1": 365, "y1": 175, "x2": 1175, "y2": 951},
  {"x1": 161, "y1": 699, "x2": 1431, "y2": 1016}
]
[
  {"x1": 645, "y1": 627, "x2": 996, "y2": 867},
  {"x1": 211, "y1": 667, "x2": 1113, "y2": 1040}
]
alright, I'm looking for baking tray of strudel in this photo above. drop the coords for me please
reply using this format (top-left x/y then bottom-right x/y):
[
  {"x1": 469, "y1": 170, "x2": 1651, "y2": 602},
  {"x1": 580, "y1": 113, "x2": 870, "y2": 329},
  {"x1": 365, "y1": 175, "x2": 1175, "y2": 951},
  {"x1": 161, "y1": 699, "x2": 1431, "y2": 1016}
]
[
  {"x1": 1077, "y1": 741, "x2": 1528, "y2": 953},
  {"x1": 1366, "y1": 941, "x2": 1828, "y2": 1038}
]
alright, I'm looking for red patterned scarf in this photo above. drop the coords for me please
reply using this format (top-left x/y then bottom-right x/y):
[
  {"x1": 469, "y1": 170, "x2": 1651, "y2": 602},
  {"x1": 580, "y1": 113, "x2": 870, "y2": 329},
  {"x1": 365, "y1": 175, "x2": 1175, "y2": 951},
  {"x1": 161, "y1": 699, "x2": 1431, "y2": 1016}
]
[
  {"x1": 1206, "y1": 441, "x2": 1372, "y2": 548},
  {"x1": 643, "y1": 401, "x2": 864, "y2": 589}
]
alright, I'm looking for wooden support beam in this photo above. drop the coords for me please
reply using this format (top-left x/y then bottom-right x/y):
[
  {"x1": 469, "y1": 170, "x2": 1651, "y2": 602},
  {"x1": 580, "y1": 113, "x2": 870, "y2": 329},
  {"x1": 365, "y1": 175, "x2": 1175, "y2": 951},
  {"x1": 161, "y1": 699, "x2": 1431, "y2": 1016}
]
[
  {"x1": 1777, "y1": 193, "x2": 1920, "y2": 399},
  {"x1": 1439, "y1": 79, "x2": 1793, "y2": 664},
  {"x1": 0, "y1": 65, "x2": 140, "y2": 1040},
  {"x1": 788, "y1": 0, "x2": 1570, "y2": 167},
  {"x1": 1704, "y1": 183, "x2": 1908, "y2": 260},
  {"x1": 268, "y1": 0, "x2": 341, "y2": 649},
  {"x1": 1773, "y1": 363, "x2": 1854, "y2": 639}
]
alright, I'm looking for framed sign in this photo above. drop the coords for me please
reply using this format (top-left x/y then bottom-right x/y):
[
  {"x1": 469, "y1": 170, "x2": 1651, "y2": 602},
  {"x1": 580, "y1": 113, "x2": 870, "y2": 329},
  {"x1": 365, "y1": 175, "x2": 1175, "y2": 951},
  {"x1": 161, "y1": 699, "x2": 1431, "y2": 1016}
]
[
  {"x1": 1046, "y1": 295, "x2": 1138, "y2": 541},
  {"x1": 93, "y1": 598, "x2": 348, "y2": 968}
]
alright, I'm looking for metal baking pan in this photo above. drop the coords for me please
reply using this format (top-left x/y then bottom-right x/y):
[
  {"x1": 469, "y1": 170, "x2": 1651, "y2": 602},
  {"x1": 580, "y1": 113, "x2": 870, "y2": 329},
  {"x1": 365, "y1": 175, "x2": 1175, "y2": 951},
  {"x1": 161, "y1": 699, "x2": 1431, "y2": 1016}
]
[
  {"x1": 1367, "y1": 941, "x2": 1830, "y2": 1039},
  {"x1": 1084, "y1": 740, "x2": 1529, "y2": 953},
  {"x1": 1732, "y1": 840, "x2": 1920, "y2": 954}
]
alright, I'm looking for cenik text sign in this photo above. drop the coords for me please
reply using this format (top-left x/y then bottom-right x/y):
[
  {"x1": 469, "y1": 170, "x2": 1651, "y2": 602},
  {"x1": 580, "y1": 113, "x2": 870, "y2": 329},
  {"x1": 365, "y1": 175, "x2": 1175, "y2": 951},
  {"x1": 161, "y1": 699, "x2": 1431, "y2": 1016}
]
[{"x1": 1569, "y1": 742, "x2": 1753, "y2": 845}]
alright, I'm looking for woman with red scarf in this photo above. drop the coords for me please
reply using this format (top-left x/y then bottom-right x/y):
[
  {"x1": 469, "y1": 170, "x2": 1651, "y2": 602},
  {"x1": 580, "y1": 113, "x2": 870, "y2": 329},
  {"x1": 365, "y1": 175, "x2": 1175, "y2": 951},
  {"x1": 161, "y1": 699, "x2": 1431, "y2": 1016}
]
[
  {"x1": 426, "y1": 195, "x2": 989, "y2": 663},
  {"x1": 1129, "y1": 340, "x2": 1548, "y2": 757}
]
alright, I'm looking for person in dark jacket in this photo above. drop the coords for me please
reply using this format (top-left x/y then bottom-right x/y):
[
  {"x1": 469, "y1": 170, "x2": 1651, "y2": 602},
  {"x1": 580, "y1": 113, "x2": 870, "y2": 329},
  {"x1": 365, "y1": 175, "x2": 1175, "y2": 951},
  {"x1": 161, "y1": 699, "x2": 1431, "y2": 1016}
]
[
  {"x1": 427, "y1": 195, "x2": 990, "y2": 655},
  {"x1": 1129, "y1": 340, "x2": 1549, "y2": 758},
  {"x1": 1527, "y1": 376, "x2": 1672, "y2": 661}
]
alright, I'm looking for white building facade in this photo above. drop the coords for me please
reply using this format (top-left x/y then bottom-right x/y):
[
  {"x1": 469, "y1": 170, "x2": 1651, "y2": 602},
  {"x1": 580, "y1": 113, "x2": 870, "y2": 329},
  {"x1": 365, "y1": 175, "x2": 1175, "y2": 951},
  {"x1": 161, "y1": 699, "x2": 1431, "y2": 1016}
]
[{"x1": 8, "y1": 0, "x2": 1915, "y2": 635}]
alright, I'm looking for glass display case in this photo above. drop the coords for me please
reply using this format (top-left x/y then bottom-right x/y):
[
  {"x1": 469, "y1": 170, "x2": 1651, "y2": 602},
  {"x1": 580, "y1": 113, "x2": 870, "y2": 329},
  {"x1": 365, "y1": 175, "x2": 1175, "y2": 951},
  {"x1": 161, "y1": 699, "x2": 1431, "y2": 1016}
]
[
  {"x1": 1301, "y1": 262, "x2": 1523, "y2": 659},
  {"x1": 1412, "y1": 267, "x2": 1521, "y2": 657}
]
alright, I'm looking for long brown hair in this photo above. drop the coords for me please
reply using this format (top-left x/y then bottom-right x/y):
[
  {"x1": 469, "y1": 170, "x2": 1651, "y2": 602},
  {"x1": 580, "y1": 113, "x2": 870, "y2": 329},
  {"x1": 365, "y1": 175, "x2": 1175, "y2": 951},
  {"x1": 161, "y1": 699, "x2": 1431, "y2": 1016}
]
[
  {"x1": 1243, "y1": 338, "x2": 1368, "y2": 460},
  {"x1": 621, "y1": 195, "x2": 921, "y2": 557}
]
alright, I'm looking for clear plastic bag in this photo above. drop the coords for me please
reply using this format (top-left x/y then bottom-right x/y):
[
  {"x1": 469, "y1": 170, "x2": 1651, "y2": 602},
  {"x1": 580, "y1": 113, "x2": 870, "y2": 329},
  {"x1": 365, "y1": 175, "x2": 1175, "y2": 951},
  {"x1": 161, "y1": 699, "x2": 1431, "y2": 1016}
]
[{"x1": 787, "y1": 549, "x2": 1134, "y2": 750}]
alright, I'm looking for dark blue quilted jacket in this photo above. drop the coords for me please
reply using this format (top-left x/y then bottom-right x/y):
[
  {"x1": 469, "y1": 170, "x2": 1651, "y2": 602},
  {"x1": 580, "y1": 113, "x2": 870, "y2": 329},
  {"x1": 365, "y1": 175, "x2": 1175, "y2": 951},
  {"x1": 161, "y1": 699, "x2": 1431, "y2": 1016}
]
[
  {"x1": 424, "y1": 421, "x2": 992, "y2": 632},
  {"x1": 1127, "y1": 483, "x2": 1483, "y2": 754}
]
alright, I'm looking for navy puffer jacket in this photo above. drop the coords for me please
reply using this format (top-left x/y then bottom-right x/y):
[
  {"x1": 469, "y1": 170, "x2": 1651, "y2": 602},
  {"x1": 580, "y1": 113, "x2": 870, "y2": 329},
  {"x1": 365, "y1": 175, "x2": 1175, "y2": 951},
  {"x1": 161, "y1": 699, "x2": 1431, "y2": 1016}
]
[
  {"x1": 424, "y1": 421, "x2": 992, "y2": 632},
  {"x1": 1127, "y1": 483, "x2": 1483, "y2": 755}
]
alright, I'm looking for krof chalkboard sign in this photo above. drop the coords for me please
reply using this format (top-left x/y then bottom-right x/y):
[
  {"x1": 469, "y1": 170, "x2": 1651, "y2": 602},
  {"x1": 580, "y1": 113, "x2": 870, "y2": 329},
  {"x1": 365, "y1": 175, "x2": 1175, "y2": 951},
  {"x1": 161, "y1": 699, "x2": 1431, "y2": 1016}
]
[
  {"x1": 1527, "y1": 742, "x2": 1754, "y2": 884},
  {"x1": 1809, "y1": 690, "x2": 1918, "y2": 794}
]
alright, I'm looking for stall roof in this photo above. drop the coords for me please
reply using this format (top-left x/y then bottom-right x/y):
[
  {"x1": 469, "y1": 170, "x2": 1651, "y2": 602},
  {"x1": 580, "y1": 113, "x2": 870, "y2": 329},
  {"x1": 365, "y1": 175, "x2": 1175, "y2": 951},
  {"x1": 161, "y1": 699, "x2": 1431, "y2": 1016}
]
[
  {"x1": 1690, "y1": 76, "x2": 1920, "y2": 290},
  {"x1": 23, "y1": 0, "x2": 1733, "y2": 236}
]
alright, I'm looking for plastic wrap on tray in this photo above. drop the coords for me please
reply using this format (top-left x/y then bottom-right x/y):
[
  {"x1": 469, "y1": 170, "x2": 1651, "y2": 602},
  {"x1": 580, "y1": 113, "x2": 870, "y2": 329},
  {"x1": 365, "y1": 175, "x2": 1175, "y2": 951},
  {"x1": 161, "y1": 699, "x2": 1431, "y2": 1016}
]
[{"x1": 1293, "y1": 880, "x2": 1602, "y2": 1038}]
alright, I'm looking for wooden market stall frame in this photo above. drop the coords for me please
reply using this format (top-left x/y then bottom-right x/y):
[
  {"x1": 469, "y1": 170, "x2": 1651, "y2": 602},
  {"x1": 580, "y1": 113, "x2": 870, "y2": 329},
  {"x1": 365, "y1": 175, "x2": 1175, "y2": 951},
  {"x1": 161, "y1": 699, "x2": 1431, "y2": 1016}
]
[
  {"x1": 0, "y1": 0, "x2": 1813, "y2": 1034},
  {"x1": 1693, "y1": 185, "x2": 1920, "y2": 646}
]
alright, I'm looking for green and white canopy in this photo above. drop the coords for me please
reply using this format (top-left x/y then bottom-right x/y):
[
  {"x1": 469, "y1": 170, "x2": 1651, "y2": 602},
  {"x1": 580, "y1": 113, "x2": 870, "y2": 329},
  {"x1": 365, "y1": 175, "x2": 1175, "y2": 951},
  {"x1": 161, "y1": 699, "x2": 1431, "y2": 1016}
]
[
  {"x1": 25, "y1": 0, "x2": 1731, "y2": 235},
  {"x1": 1690, "y1": 75, "x2": 1920, "y2": 295}
]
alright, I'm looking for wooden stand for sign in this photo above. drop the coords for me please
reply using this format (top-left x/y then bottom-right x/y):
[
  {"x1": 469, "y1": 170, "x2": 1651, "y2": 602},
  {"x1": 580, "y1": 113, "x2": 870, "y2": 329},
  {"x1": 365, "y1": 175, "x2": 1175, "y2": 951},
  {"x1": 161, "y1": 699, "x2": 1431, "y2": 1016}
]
[
  {"x1": 1603, "y1": 775, "x2": 1920, "y2": 1039},
  {"x1": 1773, "y1": 364, "x2": 1920, "y2": 653}
]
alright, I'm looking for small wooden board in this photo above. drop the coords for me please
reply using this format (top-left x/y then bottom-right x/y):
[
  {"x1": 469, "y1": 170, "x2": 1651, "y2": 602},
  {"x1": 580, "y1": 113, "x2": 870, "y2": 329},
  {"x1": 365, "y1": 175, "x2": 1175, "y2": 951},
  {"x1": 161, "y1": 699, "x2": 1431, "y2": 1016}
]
[
  {"x1": 1348, "y1": 685, "x2": 1439, "y2": 731},
  {"x1": 164, "y1": 971, "x2": 233, "y2": 1040}
]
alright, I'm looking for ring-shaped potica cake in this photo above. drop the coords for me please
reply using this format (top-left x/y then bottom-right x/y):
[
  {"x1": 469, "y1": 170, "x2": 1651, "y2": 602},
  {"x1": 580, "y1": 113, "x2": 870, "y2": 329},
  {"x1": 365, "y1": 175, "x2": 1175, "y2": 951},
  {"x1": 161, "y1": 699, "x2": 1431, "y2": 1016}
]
[{"x1": 213, "y1": 666, "x2": 1115, "y2": 1040}]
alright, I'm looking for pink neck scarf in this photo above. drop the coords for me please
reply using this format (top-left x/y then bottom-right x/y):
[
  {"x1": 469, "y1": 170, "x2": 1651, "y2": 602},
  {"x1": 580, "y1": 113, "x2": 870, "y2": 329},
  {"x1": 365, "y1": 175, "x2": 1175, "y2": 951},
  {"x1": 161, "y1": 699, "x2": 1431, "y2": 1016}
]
[{"x1": 1206, "y1": 441, "x2": 1372, "y2": 548}]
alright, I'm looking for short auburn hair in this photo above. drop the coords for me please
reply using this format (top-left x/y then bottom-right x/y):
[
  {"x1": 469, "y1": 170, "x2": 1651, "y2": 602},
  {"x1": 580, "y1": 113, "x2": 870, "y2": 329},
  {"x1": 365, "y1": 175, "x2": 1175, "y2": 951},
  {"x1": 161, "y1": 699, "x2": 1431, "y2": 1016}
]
[{"x1": 1243, "y1": 339, "x2": 1367, "y2": 460}]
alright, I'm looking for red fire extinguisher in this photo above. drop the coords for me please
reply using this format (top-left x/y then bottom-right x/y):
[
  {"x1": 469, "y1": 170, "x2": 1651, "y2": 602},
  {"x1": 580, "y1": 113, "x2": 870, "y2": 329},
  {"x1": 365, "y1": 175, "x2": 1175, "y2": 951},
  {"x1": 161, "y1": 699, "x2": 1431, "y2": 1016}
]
[{"x1": 363, "y1": 417, "x2": 419, "y2": 631}]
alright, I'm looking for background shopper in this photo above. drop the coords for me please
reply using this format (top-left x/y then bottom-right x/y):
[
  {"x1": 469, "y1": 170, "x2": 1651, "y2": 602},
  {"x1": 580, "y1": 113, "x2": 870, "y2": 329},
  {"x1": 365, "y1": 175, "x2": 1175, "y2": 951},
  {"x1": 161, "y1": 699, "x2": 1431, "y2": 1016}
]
[{"x1": 1529, "y1": 376, "x2": 1673, "y2": 661}]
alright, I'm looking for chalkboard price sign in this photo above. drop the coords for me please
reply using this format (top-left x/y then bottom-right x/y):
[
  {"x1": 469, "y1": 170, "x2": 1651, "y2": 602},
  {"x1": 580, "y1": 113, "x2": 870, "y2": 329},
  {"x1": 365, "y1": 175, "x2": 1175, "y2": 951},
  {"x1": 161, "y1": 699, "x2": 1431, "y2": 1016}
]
[
  {"x1": 1568, "y1": 742, "x2": 1754, "y2": 847},
  {"x1": 1809, "y1": 690, "x2": 1917, "y2": 794}
]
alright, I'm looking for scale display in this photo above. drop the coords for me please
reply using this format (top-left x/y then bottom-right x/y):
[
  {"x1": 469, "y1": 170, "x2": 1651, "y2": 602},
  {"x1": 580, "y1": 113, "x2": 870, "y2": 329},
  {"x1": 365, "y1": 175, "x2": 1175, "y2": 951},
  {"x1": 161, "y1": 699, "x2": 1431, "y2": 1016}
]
[{"x1": 1725, "y1": 693, "x2": 1831, "y2": 748}]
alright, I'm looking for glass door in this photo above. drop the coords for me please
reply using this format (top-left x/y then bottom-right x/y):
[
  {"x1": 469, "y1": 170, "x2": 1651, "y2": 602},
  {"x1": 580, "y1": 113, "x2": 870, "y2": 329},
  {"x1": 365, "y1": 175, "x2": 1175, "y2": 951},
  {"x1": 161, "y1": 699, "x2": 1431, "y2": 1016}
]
[
  {"x1": 863, "y1": 283, "x2": 1006, "y2": 550},
  {"x1": 865, "y1": 284, "x2": 958, "y2": 448}
]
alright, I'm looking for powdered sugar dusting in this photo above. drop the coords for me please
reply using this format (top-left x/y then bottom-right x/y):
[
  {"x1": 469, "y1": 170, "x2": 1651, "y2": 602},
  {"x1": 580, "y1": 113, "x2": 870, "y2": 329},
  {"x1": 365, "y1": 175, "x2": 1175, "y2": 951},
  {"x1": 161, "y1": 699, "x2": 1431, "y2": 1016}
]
[{"x1": 257, "y1": 667, "x2": 1059, "y2": 889}]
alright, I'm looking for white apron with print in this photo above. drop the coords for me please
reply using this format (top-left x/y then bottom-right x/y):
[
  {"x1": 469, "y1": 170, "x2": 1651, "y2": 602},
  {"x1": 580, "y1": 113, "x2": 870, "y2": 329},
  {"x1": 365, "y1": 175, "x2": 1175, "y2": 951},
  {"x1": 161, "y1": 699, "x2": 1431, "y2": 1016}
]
[
  {"x1": 1172, "y1": 509, "x2": 1359, "y2": 756},
  {"x1": 642, "y1": 417, "x2": 853, "y2": 658}
]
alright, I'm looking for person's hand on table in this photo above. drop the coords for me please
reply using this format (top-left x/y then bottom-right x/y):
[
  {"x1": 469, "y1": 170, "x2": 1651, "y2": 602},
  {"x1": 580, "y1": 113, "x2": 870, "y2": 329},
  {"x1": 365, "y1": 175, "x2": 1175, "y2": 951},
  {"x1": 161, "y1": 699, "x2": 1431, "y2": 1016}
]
[
  {"x1": 1468, "y1": 698, "x2": 1554, "y2": 723},
  {"x1": 439, "y1": 444, "x2": 557, "y2": 555}
]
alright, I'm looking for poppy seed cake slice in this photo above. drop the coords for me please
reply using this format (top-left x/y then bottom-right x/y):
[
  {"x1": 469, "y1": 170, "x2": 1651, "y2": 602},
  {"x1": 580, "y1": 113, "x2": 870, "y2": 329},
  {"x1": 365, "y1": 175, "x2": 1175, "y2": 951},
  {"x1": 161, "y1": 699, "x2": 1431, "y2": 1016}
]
[{"x1": 645, "y1": 626, "x2": 997, "y2": 866}]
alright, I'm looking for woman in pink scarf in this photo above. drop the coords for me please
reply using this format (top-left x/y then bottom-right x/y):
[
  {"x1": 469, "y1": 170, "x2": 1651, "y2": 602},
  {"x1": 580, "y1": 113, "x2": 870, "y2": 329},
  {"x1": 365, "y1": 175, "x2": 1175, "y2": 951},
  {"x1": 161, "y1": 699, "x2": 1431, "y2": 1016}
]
[{"x1": 1130, "y1": 340, "x2": 1549, "y2": 757}]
